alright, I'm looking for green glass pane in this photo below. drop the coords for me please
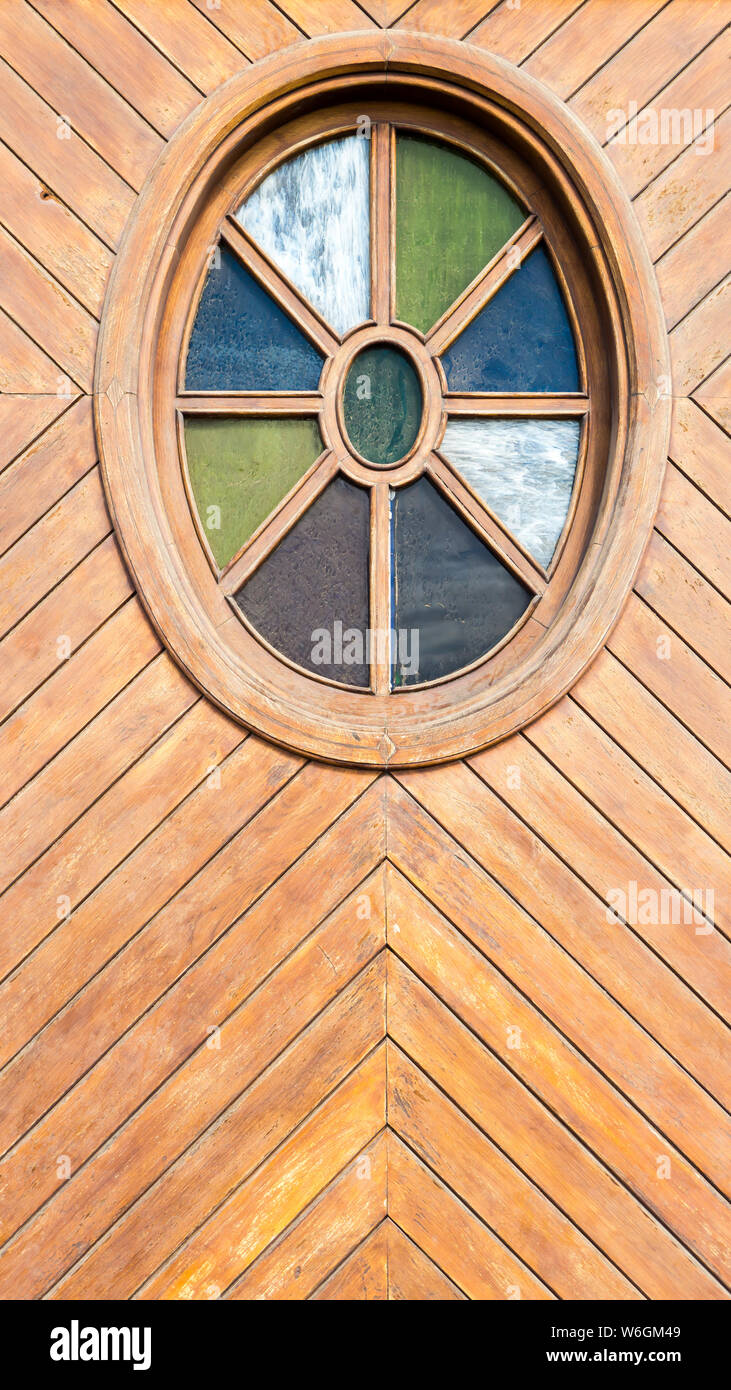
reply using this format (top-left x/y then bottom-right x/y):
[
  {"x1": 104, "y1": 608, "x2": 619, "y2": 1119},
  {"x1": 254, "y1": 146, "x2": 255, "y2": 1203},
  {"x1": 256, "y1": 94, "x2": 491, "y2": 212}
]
[
  {"x1": 184, "y1": 417, "x2": 323, "y2": 568},
  {"x1": 395, "y1": 134, "x2": 524, "y2": 335},
  {"x1": 342, "y1": 346, "x2": 422, "y2": 466}
]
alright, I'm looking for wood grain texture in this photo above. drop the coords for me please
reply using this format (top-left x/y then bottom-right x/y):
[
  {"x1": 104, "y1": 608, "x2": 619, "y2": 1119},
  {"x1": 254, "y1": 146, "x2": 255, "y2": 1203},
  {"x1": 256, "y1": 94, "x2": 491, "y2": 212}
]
[{"x1": 0, "y1": 0, "x2": 728, "y2": 1302}]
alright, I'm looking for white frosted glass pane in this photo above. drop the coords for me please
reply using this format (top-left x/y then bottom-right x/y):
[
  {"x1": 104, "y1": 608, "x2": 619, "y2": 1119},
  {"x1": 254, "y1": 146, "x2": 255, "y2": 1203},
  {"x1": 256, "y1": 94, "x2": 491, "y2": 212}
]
[
  {"x1": 236, "y1": 135, "x2": 370, "y2": 337},
  {"x1": 441, "y1": 419, "x2": 581, "y2": 569}
]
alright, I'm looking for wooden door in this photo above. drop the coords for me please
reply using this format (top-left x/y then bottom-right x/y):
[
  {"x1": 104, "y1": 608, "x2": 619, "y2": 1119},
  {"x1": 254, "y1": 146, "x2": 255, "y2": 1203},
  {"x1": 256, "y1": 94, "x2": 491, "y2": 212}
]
[{"x1": 0, "y1": 0, "x2": 728, "y2": 1301}]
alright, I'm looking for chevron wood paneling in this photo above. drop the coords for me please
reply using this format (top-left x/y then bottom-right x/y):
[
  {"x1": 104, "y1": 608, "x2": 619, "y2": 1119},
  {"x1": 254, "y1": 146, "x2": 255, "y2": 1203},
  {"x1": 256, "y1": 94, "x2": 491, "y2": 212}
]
[{"x1": 0, "y1": 0, "x2": 728, "y2": 1301}]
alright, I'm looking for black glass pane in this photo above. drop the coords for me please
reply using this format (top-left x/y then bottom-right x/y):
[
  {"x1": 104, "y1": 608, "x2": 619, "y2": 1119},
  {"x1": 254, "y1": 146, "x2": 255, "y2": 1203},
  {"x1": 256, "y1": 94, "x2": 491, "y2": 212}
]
[
  {"x1": 235, "y1": 477, "x2": 370, "y2": 687},
  {"x1": 185, "y1": 245, "x2": 323, "y2": 391},
  {"x1": 391, "y1": 479, "x2": 531, "y2": 686}
]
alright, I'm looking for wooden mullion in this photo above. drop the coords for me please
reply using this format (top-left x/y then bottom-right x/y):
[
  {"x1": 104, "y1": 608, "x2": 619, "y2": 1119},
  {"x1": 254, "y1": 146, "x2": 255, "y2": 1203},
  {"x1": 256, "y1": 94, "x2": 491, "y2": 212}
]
[
  {"x1": 220, "y1": 451, "x2": 338, "y2": 594},
  {"x1": 427, "y1": 216, "x2": 543, "y2": 355},
  {"x1": 371, "y1": 123, "x2": 394, "y2": 325},
  {"x1": 220, "y1": 216, "x2": 339, "y2": 358},
  {"x1": 428, "y1": 452, "x2": 547, "y2": 595},
  {"x1": 177, "y1": 392, "x2": 322, "y2": 416},
  {"x1": 370, "y1": 481, "x2": 391, "y2": 694},
  {"x1": 445, "y1": 393, "x2": 589, "y2": 418}
]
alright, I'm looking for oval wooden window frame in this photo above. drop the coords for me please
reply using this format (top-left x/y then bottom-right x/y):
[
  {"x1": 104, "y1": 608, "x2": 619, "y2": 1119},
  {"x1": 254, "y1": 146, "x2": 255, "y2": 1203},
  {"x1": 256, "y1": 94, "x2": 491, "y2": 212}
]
[{"x1": 95, "y1": 33, "x2": 670, "y2": 768}]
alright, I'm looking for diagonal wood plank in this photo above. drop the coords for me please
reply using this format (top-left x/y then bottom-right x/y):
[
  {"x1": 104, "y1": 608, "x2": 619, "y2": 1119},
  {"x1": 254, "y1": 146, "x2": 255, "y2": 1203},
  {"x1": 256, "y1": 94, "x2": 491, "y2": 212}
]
[{"x1": 311, "y1": 1221, "x2": 388, "y2": 1299}]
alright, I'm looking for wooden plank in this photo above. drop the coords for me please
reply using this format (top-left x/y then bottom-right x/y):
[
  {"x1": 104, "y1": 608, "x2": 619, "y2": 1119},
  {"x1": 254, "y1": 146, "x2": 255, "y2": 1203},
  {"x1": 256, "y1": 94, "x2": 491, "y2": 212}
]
[
  {"x1": 0, "y1": 308, "x2": 65, "y2": 392},
  {"x1": 468, "y1": 733, "x2": 730, "y2": 1021},
  {"x1": 0, "y1": 469, "x2": 110, "y2": 640},
  {"x1": 0, "y1": 56, "x2": 134, "y2": 246},
  {"x1": 525, "y1": 0, "x2": 666, "y2": 101},
  {"x1": 56, "y1": 1039, "x2": 387, "y2": 1301},
  {"x1": 0, "y1": 393, "x2": 74, "y2": 473},
  {"x1": 189, "y1": 0, "x2": 300, "y2": 59},
  {"x1": 277, "y1": 0, "x2": 378, "y2": 35},
  {"x1": 227, "y1": 1134, "x2": 387, "y2": 1300},
  {"x1": 636, "y1": 528, "x2": 731, "y2": 682},
  {"x1": 0, "y1": 598, "x2": 160, "y2": 822},
  {"x1": 0, "y1": 138, "x2": 111, "y2": 317},
  {"x1": 0, "y1": 1, "x2": 163, "y2": 190},
  {"x1": 523, "y1": 697, "x2": 731, "y2": 935},
  {"x1": 112, "y1": 0, "x2": 246, "y2": 93},
  {"x1": 311, "y1": 1222, "x2": 388, "y2": 1300},
  {"x1": 388, "y1": 943, "x2": 725, "y2": 1299},
  {"x1": 570, "y1": 647, "x2": 730, "y2": 851},
  {"x1": 635, "y1": 107, "x2": 730, "y2": 262},
  {"x1": 0, "y1": 397, "x2": 95, "y2": 556},
  {"x1": 0, "y1": 226, "x2": 96, "y2": 389},
  {"x1": 605, "y1": 28, "x2": 730, "y2": 198},
  {"x1": 656, "y1": 194, "x2": 730, "y2": 330},
  {"x1": 0, "y1": 651, "x2": 194, "y2": 894},
  {"x1": 0, "y1": 826, "x2": 385, "y2": 1247},
  {"x1": 384, "y1": 805, "x2": 731, "y2": 1280},
  {"x1": 656, "y1": 460, "x2": 731, "y2": 594},
  {"x1": 386, "y1": 1222, "x2": 465, "y2": 1301},
  {"x1": 670, "y1": 274, "x2": 729, "y2": 395},
  {"x1": 388, "y1": 1132, "x2": 552, "y2": 1300},
  {"x1": 608, "y1": 592, "x2": 731, "y2": 767},
  {"x1": 0, "y1": 535, "x2": 131, "y2": 725},
  {"x1": 31, "y1": 0, "x2": 201, "y2": 138},
  {"x1": 396, "y1": 0, "x2": 495, "y2": 39},
  {"x1": 360, "y1": 0, "x2": 409, "y2": 23},
  {"x1": 694, "y1": 353, "x2": 731, "y2": 433},
  {"x1": 389, "y1": 1045, "x2": 639, "y2": 1300},
  {"x1": 570, "y1": 0, "x2": 728, "y2": 145},
  {"x1": 4, "y1": 969, "x2": 385, "y2": 1298},
  {"x1": 389, "y1": 778, "x2": 731, "y2": 1184},
  {"x1": 669, "y1": 395, "x2": 730, "y2": 514},
  {"x1": 0, "y1": 725, "x2": 281, "y2": 1062},
  {"x1": 470, "y1": 0, "x2": 584, "y2": 64}
]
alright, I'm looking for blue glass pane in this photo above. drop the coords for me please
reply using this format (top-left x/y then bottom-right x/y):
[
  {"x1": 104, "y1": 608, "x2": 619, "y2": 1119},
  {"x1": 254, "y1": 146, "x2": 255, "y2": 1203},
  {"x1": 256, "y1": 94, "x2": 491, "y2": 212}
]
[
  {"x1": 391, "y1": 479, "x2": 531, "y2": 687},
  {"x1": 441, "y1": 247, "x2": 579, "y2": 392},
  {"x1": 185, "y1": 246, "x2": 323, "y2": 391}
]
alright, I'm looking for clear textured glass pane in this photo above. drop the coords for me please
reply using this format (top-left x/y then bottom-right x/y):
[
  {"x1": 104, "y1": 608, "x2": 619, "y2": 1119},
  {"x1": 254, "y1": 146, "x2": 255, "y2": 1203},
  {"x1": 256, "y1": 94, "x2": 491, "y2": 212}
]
[
  {"x1": 395, "y1": 134, "x2": 523, "y2": 335},
  {"x1": 185, "y1": 246, "x2": 323, "y2": 391},
  {"x1": 343, "y1": 346, "x2": 422, "y2": 466},
  {"x1": 236, "y1": 136, "x2": 370, "y2": 337},
  {"x1": 441, "y1": 418, "x2": 581, "y2": 569},
  {"x1": 391, "y1": 478, "x2": 531, "y2": 687},
  {"x1": 441, "y1": 247, "x2": 579, "y2": 392},
  {"x1": 184, "y1": 417, "x2": 323, "y2": 569},
  {"x1": 235, "y1": 476, "x2": 371, "y2": 687}
]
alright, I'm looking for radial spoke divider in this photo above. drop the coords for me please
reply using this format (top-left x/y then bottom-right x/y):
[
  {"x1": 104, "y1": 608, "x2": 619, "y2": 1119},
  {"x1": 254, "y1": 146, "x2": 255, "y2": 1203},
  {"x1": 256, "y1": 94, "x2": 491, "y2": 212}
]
[
  {"x1": 221, "y1": 216, "x2": 340, "y2": 358},
  {"x1": 427, "y1": 215, "x2": 543, "y2": 355},
  {"x1": 220, "y1": 450, "x2": 338, "y2": 594},
  {"x1": 177, "y1": 392, "x2": 322, "y2": 415},
  {"x1": 428, "y1": 452, "x2": 547, "y2": 594},
  {"x1": 445, "y1": 392, "x2": 589, "y2": 418},
  {"x1": 369, "y1": 481, "x2": 392, "y2": 694},
  {"x1": 371, "y1": 123, "x2": 394, "y2": 326}
]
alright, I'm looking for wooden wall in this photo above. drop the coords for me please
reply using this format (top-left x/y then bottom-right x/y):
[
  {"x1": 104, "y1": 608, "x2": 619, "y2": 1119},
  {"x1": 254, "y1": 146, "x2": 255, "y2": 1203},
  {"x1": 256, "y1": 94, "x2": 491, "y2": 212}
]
[{"x1": 0, "y1": 0, "x2": 728, "y2": 1300}]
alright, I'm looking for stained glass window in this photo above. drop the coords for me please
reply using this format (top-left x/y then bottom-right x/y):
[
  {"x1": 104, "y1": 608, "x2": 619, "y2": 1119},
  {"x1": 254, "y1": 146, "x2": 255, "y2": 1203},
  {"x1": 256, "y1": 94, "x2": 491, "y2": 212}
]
[{"x1": 179, "y1": 127, "x2": 586, "y2": 692}]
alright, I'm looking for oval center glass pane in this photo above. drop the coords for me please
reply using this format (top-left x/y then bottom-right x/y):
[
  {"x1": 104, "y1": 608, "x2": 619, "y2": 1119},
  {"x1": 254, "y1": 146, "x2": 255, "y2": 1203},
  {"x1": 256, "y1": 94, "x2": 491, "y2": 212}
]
[{"x1": 342, "y1": 346, "x2": 422, "y2": 466}]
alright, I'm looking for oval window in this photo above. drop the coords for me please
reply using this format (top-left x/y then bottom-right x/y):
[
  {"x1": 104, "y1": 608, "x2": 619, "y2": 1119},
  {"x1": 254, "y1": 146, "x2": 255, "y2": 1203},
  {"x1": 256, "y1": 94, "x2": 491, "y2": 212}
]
[{"x1": 96, "y1": 37, "x2": 670, "y2": 765}]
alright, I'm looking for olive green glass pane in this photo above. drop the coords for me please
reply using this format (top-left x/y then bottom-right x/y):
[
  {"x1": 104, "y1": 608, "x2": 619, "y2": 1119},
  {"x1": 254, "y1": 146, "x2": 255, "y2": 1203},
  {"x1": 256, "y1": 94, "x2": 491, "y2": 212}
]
[
  {"x1": 342, "y1": 346, "x2": 422, "y2": 466},
  {"x1": 395, "y1": 135, "x2": 524, "y2": 335},
  {"x1": 184, "y1": 416, "x2": 323, "y2": 568}
]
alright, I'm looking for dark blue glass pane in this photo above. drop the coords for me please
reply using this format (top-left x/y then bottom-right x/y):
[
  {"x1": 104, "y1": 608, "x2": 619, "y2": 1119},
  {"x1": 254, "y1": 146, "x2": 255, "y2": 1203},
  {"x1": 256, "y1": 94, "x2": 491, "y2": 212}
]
[
  {"x1": 391, "y1": 479, "x2": 531, "y2": 686},
  {"x1": 441, "y1": 247, "x2": 579, "y2": 392},
  {"x1": 185, "y1": 245, "x2": 323, "y2": 391},
  {"x1": 235, "y1": 476, "x2": 370, "y2": 688}
]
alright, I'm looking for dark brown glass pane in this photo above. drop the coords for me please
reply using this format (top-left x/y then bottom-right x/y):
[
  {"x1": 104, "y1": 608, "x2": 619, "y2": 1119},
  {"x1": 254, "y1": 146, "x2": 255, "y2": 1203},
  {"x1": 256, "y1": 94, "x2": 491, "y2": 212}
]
[
  {"x1": 391, "y1": 478, "x2": 531, "y2": 686},
  {"x1": 235, "y1": 476, "x2": 370, "y2": 687}
]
